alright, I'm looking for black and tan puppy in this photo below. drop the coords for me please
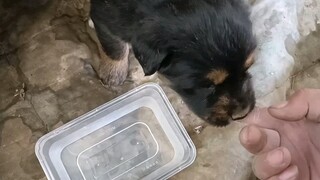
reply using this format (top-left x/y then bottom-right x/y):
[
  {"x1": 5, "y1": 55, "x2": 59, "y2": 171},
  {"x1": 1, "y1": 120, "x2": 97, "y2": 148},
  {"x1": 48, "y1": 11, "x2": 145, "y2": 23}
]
[{"x1": 90, "y1": 0, "x2": 257, "y2": 126}]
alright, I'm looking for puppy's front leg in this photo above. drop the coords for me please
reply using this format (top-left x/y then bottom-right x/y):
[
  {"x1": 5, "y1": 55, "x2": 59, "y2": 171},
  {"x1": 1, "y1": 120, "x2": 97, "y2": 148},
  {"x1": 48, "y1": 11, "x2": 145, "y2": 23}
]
[{"x1": 89, "y1": 18, "x2": 129, "y2": 86}]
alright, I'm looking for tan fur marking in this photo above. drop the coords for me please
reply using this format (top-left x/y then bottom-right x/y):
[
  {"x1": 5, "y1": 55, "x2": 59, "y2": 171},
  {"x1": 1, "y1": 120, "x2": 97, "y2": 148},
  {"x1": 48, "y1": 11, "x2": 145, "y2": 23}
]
[
  {"x1": 211, "y1": 96, "x2": 230, "y2": 119},
  {"x1": 217, "y1": 96, "x2": 230, "y2": 106},
  {"x1": 207, "y1": 69, "x2": 229, "y2": 85},
  {"x1": 212, "y1": 108, "x2": 228, "y2": 116},
  {"x1": 211, "y1": 106, "x2": 229, "y2": 122},
  {"x1": 244, "y1": 53, "x2": 255, "y2": 69}
]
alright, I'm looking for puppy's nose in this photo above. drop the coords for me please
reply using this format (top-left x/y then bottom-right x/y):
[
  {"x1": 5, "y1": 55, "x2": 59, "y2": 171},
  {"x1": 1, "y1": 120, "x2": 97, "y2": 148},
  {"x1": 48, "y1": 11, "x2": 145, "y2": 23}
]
[{"x1": 231, "y1": 106, "x2": 251, "y2": 120}]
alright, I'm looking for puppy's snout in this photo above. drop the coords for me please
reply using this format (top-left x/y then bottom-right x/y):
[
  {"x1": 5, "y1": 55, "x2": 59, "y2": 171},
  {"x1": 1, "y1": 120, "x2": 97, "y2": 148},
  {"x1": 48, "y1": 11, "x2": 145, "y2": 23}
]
[
  {"x1": 230, "y1": 77, "x2": 255, "y2": 120},
  {"x1": 231, "y1": 106, "x2": 251, "y2": 120}
]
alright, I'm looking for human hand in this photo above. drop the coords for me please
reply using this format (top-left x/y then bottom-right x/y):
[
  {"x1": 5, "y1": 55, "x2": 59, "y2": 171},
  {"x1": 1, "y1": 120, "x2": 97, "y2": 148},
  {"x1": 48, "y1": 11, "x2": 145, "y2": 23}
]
[{"x1": 240, "y1": 89, "x2": 320, "y2": 180}]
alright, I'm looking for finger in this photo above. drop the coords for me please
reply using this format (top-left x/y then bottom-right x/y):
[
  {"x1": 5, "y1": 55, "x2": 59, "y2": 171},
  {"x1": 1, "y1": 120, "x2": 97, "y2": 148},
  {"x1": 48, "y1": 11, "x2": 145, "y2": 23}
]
[
  {"x1": 252, "y1": 147, "x2": 291, "y2": 180},
  {"x1": 268, "y1": 90, "x2": 308, "y2": 121},
  {"x1": 242, "y1": 108, "x2": 283, "y2": 129},
  {"x1": 304, "y1": 89, "x2": 320, "y2": 122},
  {"x1": 268, "y1": 89, "x2": 320, "y2": 122},
  {"x1": 266, "y1": 165, "x2": 299, "y2": 180},
  {"x1": 240, "y1": 125, "x2": 280, "y2": 154}
]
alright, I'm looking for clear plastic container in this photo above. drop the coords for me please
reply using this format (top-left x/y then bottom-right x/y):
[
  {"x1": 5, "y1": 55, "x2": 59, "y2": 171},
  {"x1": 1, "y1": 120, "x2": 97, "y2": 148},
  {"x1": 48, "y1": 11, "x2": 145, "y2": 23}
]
[{"x1": 35, "y1": 83, "x2": 196, "y2": 180}]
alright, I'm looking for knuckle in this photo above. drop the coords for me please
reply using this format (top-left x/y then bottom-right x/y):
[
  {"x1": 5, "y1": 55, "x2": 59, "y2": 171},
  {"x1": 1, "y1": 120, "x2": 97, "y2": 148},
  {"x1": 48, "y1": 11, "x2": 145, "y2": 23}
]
[{"x1": 295, "y1": 88, "x2": 309, "y2": 96}]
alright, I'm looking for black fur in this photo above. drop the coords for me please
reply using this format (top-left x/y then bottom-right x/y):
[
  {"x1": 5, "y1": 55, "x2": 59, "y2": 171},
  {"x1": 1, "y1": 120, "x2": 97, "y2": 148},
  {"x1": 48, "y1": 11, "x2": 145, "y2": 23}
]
[{"x1": 90, "y1": 0, "x2": 257, "y2": 126}]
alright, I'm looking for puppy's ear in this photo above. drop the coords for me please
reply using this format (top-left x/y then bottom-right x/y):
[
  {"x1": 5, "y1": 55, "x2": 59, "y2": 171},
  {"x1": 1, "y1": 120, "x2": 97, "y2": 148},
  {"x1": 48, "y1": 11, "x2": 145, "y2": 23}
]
[{"x1": 132, "y1": 40, "x2": 167, "y2": 76}]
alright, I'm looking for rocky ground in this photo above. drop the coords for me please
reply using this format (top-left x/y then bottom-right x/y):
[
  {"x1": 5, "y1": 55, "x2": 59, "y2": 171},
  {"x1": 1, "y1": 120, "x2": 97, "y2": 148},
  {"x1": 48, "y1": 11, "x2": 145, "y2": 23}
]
[{"x1": 0, "y1": 0, "x2": 320, "y2": 179}]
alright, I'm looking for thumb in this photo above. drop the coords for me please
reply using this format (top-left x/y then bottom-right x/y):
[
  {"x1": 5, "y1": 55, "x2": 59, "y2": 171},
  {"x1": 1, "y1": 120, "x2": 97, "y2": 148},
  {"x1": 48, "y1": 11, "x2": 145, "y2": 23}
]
[{"x1": 268, "y1": 89, "x2": 309, "y2": 121}]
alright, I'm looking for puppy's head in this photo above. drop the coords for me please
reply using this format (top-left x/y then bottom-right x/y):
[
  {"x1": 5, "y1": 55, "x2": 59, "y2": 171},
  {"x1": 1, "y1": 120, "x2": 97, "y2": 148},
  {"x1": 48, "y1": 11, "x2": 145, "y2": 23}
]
[
  {"x1": 132, "y1": 5, "x2": 256, "y2": 126},
  {"x1": 159, "y1": 51, "x2": 256, "y2": 127}
]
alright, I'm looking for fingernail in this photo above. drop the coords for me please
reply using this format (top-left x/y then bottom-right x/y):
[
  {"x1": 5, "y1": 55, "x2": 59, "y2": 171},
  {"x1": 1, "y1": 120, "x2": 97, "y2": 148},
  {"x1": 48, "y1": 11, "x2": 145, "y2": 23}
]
[
  {"x1": 241, "y1": 126, "x2": 261, "y2": 146},
  {"x1": 241, "y1": 126, "x2": 249, "y2": 144},
  {"x1": 271, "y1": 101, "x2": 288, "y2": 109},
  {"x1": 279, "y1": 166, "x2": 298, "y2": 180},
  {"x1": 267, "y1": 149, "x2": 284, "y2": 167}
]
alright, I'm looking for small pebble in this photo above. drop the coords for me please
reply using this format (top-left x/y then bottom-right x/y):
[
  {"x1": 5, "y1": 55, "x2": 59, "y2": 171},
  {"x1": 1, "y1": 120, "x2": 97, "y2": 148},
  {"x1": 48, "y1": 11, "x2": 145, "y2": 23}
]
[{"x1": 194, "y1": 125, "x2": 204, "y2": 134}]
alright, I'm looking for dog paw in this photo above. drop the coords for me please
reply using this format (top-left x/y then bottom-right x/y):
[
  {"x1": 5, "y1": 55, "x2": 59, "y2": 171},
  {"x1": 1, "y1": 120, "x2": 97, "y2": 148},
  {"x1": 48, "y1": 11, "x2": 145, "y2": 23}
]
[
  {"x1": 98, "y1": 46, "x2": 130, "y2": 86},
  {"x1": 98, "y1": 58, "x2": 129, "y2": 86}
]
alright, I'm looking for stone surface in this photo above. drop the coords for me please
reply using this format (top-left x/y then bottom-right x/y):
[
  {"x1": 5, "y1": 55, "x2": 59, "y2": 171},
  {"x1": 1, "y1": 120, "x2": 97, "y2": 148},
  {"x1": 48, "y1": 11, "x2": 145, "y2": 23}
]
[
  {"x1": 0, "y1": 60, "x2": 21, "y2": 110},
  {"x1": 172, "y1": 123, "x2": 254, "y2": 180},
  {"x1": 249, "y1": 0, "x2": 299, "y2": 106},
  {"x1": 0, "y1": 118, "x2": 34, "y2": 180},
  {"x1": 290, "y1": 24, "x2": 320, "y2": 93},
  {"x1": 0, "y1": 0, "x2": 320, "y2": 180}
]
